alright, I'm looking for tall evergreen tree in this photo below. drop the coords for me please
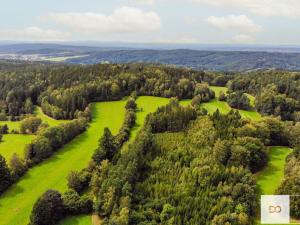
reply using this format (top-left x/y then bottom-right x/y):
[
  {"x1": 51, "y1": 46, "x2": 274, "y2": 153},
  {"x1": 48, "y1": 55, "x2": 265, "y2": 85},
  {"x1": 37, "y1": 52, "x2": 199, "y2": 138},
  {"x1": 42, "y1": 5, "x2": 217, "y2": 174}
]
[
  {"x1": 0, "y1": 154, "x2": 12, "y2": 193},
  {"x1": 93, "y1": 128, "x2": 116, "y2": 163}
]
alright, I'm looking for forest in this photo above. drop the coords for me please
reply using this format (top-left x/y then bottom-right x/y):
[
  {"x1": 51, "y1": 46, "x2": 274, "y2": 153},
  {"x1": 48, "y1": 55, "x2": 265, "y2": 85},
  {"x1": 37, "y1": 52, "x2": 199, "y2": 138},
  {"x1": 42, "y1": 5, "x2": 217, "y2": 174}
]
[{"x1": 0, "y1": 61, "x2": 299, "y2": 225}]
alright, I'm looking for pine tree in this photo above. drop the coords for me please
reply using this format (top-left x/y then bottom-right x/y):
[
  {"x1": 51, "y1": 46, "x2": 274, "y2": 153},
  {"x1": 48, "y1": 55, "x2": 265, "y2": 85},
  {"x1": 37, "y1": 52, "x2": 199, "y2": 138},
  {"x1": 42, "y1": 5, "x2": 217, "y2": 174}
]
[{"x1": 0, "y1": 154, "x2": 12, "y2": 193}]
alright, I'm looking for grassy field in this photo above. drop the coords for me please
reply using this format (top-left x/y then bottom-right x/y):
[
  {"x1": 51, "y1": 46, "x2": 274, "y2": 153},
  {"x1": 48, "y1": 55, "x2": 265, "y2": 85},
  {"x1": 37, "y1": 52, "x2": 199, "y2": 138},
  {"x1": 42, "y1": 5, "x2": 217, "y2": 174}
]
[
  {"x1": 210, "y1": 86, "x2": 228, "y2": 97},
  {"x1": 60, "y1": 96, "x2": 171, "y2": 225},
  {"x1": 255, "y1": 147, "x2": 293, "y2": 225},
  {"x1": 0, "y1": 100, "x2": 126, "y2": 225},
  {"x1": 256, "y1": 147, "x2": 293, "y2": 195},
  {"x1": 0, "y1": 134, "x2": 35, "y2": 161}
]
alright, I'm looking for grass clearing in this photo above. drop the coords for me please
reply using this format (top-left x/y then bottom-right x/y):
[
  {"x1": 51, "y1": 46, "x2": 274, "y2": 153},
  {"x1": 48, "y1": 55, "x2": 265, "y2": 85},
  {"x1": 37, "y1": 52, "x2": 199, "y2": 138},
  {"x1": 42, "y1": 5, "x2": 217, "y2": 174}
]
[
  {"x1": 60, "y1": 96, "x2": 170, "y2": 225},
  {"x1": 0, "y1": 134, "x2": 35, "y2": 161},
  {"x1": 209, "y1": 86, "x2": 228, "y2": 98},
  {"x1": 256, "y1": 146, "x2": 292, "y2": 195},
  {"x1": 0, "y1": 100, "x2": 126, "y2": 225},
  {"x1": 255, "y1": 146, "x2": 293, "y2": 225}
]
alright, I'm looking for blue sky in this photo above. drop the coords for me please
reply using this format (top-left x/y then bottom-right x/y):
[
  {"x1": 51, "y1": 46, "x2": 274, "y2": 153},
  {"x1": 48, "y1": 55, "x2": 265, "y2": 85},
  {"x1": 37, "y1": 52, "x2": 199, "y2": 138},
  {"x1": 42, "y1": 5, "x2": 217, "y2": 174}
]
[{"x1": 0, "y1": 0, "x2": 300, "y2": 45}]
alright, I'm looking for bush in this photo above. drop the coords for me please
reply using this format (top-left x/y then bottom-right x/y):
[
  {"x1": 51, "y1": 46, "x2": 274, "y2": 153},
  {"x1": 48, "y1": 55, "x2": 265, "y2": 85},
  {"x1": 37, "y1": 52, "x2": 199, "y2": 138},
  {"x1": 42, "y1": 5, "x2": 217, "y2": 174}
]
[
  {"x1": 0, "y1": 124, "x2": 8, "y2": 134},
  {"x1": 62, "y1": 190, "x2": 93, "y2": 215},
  {"x1": 9, "y1": 153, "x2": 27, "y2": 179},
  {"x1": 227, "y1": 92, "x2": 251, "y2": 110},
  {"x1": 0, "y1": 154, "x2": 12, "y2": 193},
  {"x1": 25, "y1": 137, "x2": 53, "y2": 165},
  {"x1": 20, "y1": 117, "x2": 42, "y2": 134},
  {"x1": 67, "y1": 170, "x2": 91, "y2": 193},
  {"x1": 30, "y1": 190, "x2": 64, "y2": 225}
]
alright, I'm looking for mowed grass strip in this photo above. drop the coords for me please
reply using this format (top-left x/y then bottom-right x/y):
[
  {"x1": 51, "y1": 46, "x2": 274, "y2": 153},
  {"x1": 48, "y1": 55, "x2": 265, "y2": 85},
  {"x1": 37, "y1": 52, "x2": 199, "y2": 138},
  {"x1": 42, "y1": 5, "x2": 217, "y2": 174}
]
[
  {"x1": 60, "y1": 96, "x2": 171, "y2": 225},
  {"x1": 256, "y1": 146, "x2": 293, "y2": 195},
  {"x1": 255, "y1": 146, "x2": 293, "y2": 225},
  {"x1": 0, "y1": 100, "x2": 126, "y2": 225}
]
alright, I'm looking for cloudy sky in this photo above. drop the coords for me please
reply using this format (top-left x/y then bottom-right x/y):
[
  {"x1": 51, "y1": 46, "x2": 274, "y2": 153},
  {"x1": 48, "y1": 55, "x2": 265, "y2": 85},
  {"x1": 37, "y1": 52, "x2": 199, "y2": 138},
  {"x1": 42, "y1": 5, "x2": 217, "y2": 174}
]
[{"x1": 1, "y1": 0, "x2": 300, "y2": 45}]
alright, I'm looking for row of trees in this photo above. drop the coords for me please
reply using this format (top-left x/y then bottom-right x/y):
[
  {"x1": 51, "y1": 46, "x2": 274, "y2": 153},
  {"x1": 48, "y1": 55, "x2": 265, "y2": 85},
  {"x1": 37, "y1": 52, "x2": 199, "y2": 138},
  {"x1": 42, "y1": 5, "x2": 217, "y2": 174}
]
[{"x1": 29, "y1": 97, "x2": 139, "y2": 224}]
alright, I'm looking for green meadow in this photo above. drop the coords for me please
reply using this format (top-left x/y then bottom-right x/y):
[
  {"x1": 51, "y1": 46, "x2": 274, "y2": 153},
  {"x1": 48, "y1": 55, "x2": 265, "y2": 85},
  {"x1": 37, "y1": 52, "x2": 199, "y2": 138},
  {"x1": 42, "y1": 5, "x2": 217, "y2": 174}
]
[
  {"x1": 256, "y1": 147, "x2": 293, "y2": 195},
  {"x1": 0, "y1": 134, "x2": 35, "y2": 161},
  {"x1": 255, "y1": 147, "x2": 293, "y2": 225},
  {"x1": 209, "y1": 86, "x2": 228, "y2": 97},
  {"x1": 59, "y1": 96, "x2": 171, "y2": 225},
  {"x1": 0, "y1": 100, "x2": 126, "y2": 225}
]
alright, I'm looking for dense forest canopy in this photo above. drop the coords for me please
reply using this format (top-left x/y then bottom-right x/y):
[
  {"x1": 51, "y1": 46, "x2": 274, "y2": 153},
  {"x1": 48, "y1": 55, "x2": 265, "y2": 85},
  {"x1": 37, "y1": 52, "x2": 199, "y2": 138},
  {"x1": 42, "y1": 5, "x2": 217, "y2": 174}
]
[{"x1": 0, "y1": 61, "x2": 300, "y2": 225}]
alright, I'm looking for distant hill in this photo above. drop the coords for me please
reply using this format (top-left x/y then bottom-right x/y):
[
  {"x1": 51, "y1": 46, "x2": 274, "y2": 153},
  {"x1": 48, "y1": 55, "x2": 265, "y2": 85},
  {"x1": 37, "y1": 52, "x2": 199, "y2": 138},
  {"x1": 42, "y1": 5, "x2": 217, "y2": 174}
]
[{"x1": 1, "y1": 43, "x2": 300, "y2": 71}]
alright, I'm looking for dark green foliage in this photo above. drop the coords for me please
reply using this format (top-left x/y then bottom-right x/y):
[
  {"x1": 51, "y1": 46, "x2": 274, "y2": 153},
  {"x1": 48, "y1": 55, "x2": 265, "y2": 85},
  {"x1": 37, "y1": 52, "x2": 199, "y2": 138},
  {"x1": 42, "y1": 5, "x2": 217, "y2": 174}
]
[
  {"x1": 211, "y1": 75, "x2": 232, "y2": 87},
  {"x1": 20, "y1": 117, "x2": 42, "y2": 134},
  {"x1": 146, "y1": 99, "x2": 197, "y2": 133},
  {"x1": 93, "y1": 127, "x2": 154, "y2": 223},
  {"x1": 30, "y1": 190, "x2": 64, "y2": 225},
  {"x1": 218, "y1": 91, "x2": 227, "y2": 101},
  {"x1": 92, "y1": 128, "x2": 117, "y2": 164},
  {"x1": 0, "y1": 63, "x2": 214, "y2": 119},
  {"x1": 277, "y1": 146, "x2": 300, "y2": 218},
  {"x1": 62, "y1": 190, "x2": 93, "y2": 215},
  {"x1": 9, "y1": 153, "x2": 27, "y2": 179},
  {"x1": 125, "y1": 97, "x2": 137, "y2": 111},
  {"x1": 229, "y1": 71, "x2": 300, "y2": 121},
  {"x1": 0, "y1": 154, "x2": 12, "y2": 193},
  {"x1": 211, "y1": 109, "x2": 244, "y2": 140},
  {"x1": 0, "y1": 124, "x2": 8, "y2": 134},
  {"x1": 227, "y1": 92, "x2": 251, "y2": 110},
  {"x1": 67, "y1": 170, "x2": 91, "y2": 193},
  {"x1": 193, "y1": 83, "x2": 215, "y2": 102},
  {"x1": 25, "y1": 137, "x2": 53, "y2": 164}
]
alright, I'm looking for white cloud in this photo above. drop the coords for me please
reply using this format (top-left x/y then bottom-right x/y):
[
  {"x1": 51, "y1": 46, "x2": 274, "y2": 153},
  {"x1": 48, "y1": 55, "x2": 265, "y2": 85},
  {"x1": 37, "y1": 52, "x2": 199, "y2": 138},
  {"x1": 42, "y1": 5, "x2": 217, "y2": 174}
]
[
  {"x1": 205, "y1": 15, "x2": 262, "y2": 33},
  {"x1": 231, "y1": 34, "x2": 255, "y2": 43},
  {"x1": 155, "y1": 36, "x2": 200, "y2": 44},
  {"x1": 45, "y1": 7, "x2": 161, "y2": 35},
  {"x1": 0, "y1": 27, "x2": 71, "y2": 41},
  {"x1": 130, "y1": 0, "x2": 155, "y2": 5},
  {"x1": 192, "y1": 0, "x2": 300, "y2": 18}
]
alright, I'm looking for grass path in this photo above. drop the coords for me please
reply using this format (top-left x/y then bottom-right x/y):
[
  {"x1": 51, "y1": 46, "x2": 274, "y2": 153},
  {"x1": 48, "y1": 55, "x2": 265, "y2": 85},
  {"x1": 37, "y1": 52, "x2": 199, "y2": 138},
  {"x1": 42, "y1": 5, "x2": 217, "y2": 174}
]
[
  {"x1": 60, "y1": 96, "x2": 171, "y2": 225},
  {"x1": 255, "y1": 146, "x2": 293, "y2": 225},
  {"x1": 0, "y1": 101, "x2": 126, "y2": 225},
  {"x1": 256, "y1": 147, "x2": 292, "y2": 195}
]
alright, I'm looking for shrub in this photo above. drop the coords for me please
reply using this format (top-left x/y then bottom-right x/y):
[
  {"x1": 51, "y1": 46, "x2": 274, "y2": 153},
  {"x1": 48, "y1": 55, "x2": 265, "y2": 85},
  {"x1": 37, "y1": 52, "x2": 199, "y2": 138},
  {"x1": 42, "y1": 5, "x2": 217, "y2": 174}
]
[
  {"x1": 0, "y1": 154, "x2": 12, "y2": 193},
  {"x1": 20, "y1": 117, "x2": 42, "y2": 134},
  {"x1": 30, "y1": 190, "x2": 64, "y2": 225},
  {"x1": 67, "y1": 170, "x2": 91, "y2": 193}
]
